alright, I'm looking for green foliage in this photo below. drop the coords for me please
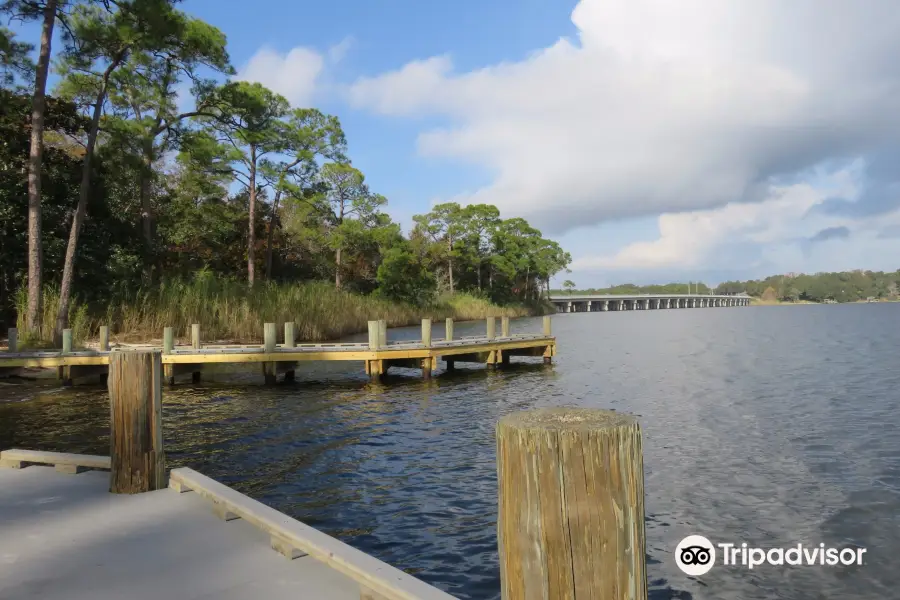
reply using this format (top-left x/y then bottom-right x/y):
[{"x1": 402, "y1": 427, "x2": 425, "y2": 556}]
[
  {"x1": 0, "y1": 5, "x2": 568, "y2": 336},
  {"x1": 717, "y1": 270, "x2": 900, "y2": 303},
  {"x1": 376, "y1": 246, "x2": 437, "y2": 305}
]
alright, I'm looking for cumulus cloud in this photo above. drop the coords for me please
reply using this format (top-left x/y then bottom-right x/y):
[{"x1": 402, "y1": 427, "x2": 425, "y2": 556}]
[
  {"x1": 238, "y1": 46, "x2": 325, "y2": 107},
  {"x1": 348, "y1": 0, "x2": 900, "y2": 238}
]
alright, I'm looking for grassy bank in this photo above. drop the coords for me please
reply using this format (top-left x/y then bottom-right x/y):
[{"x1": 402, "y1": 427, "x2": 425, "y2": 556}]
[{"x1": 15, "y1": 277, "x2": 546, "y2": 348}]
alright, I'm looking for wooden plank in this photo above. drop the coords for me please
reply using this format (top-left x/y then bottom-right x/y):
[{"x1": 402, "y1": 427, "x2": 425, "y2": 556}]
[
  {"x1": 0, "y1": 449, "x2": 111, "y2": 470},
  {"x1": 168, "y1": 468, "x2": 456, "y2": 600}
]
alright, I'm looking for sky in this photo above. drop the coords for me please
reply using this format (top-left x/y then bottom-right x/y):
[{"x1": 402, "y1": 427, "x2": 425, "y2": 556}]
[{"x1": 14, "y1": 0, "x2": 900, "y2": 288}]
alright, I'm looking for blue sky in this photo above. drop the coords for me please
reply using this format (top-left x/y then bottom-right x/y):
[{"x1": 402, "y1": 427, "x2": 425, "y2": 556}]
[{"x1": 12, "y1": 0, "x2": 900, "y2": 288}]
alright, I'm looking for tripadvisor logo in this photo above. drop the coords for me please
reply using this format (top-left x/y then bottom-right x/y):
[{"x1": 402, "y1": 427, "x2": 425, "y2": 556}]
[{"x1": 675, "y1": 535, "x2": 867, "y2": 576}]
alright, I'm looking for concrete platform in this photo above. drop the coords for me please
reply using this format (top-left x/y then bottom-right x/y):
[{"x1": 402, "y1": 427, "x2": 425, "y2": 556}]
[{"x1": 0, "y1": 466, "x2": 364, "y2": 600}]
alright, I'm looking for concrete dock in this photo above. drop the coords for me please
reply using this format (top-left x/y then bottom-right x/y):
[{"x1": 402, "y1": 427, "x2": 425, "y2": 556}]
[{"x1": 0, "y1": 452, "x2": 456, "y2": 600}]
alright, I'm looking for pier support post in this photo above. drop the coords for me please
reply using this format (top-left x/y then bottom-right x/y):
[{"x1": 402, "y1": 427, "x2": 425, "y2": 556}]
[
  {"x1": 58, "y1": 329, "x2": 74, "y2": 385},
  {"x1": 99, "y1": 326, "x2": 109, "y2": 352},
  {"x1": 283, "y1": 322, "x2": 296, "y2": 382},
  {"x1": 108, "y1": 349, "x2": 166, "y2": 494},
  {"x1": 543, "y1": 315, "x2": 551, "y2": 336},
  {"x1": 486, "y1": 317, "x2": 496, "y2": 340},
  {"x1": 496, "y1": 408, "x2": 646, "y2": 600},
  {"x1": 191, "y1": 324, "x2": 201, "y2": 382},
  {"x1": 367, "y1": 321, "x2": 384, "y2": 381},
  {"x1": 445, "y1": 318, "x2": 454, "y2": 341},
  {"x1": 263, "y1": 322, "x2": 277, "y2": 385},
  {"x1": 163, "y1": 327, "x2": 175, "y2": 385},
  {"x1": 501, "y1": 316, "x2": 510, "y2": 338},
  {"x1": 7, "y1": 328, "x2": 16, "y2": 353},
  {"x1": 378, "y1": 320, "x2": 387, "y2": 348},
  {"x1": 421, "y1": 319, "x2": 433, "y2": 379}
]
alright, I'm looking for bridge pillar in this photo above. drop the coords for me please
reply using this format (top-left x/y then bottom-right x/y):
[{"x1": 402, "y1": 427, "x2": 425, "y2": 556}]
[
  {"x1": 587, "y1": 301, "x2": 593, "y2": 312},
  {"x1": 601, "y1": 301, "x2": 608, "y2": 311},
  {"x1": 567, "y1": 301, "x2": 572, "y2": 313}
]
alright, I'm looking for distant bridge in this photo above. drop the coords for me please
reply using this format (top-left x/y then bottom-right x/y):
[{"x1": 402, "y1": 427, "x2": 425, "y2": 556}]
[{"x1": 548, "y1": 293, "x2": 751, "y2": 313}]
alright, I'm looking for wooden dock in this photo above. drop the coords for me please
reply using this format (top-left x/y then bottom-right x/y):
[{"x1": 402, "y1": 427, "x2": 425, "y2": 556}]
[
  {"x1": 0, "y1": 450, "x2": 456, "y2": 600},
  {"x1": 0, "y1": 316, "x2": 556, "y2": 385},
  {"x1": 0, "y1": 348, "x2": 649, "y2": 600}
]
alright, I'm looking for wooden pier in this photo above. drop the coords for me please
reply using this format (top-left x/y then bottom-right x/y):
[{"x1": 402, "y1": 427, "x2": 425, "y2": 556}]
[
  {"x1": 0, "y1": 316, "x2": 556, "y2": 385},
  {"x1": 0, "y1": 347, "x2": 649, "y2": 600}
]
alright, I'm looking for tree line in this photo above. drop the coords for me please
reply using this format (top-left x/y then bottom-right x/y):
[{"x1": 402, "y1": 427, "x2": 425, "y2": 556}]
[
  {"x1": 716, "y1": 270, "x2": 900, "y2": 303},
  {"x1": 0, "y1": 0, "x2": 570, "y2": 337},
  {"x1": 555, "y1": 270, "x2": 900, "y2": 303}
]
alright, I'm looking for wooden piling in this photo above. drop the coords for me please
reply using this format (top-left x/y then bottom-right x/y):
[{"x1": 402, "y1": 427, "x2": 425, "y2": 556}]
[
  {"x1": 59, "y1": 329, "x2": 73, "y2": 385},
  {"x1": 496, "y1": 408, "x2": 646, "y2": 600},
  {"x1": 191, "y1": 324, "x2": 201, "y2": 382},
  {"x1": 486, "y1": 317, "x2": 496, "y2": 340},
  {"x1": 445, "y1": 318, "x2": 454, "y2": 341},
  {"x1": 108, "y1": 349, "x2": 166, "y2": 494},
  {"x1": 99, "y1": 326, "x2": 109, "y2": 352},
  {"x1": 378, "y1": 320, "x2": 387, "y2": 348},
  {"x1": 7, "y1": 328, "x2": 16, "y2": 353},
  {"x1": 501, "y1": 316, "x2": 510, "y2": 338},
  {"x1": 368, "y1": 320, "x2": 380, "y2": 350},
  {"x1": 283, "y1": 322, "x2": 297, "y2": 382},
  {"x1": 263, "y1": 322, "x2": 277, "y2": 385},
  {"x1": 421, "y1": 319, "x2": 432, "y2": 347},
  {"x1": 543, "y1": 315, "x2": 552, "y2": 336},
  {"x1": 163, "y1": 327, "x2": 175, "y2": 385}
]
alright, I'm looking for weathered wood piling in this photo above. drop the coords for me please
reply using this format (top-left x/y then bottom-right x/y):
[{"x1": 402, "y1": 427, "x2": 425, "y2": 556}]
[
  {"x1": 496, "y1": 408, "x2": 646, "y2": 600},
  {"x1": 108, "y1": 349, "x2": 166, "y2": 494}
]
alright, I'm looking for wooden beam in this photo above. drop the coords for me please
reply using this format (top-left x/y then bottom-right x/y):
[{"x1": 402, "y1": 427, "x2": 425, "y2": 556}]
[
  {"x1": 168, "y1": 468, "x2": 457, "y2": 600},
  {"x1": 0, "y1": 449, "x2": 110, "y2": 471},
  {"x1": 108, "y1": 349, "x2": 166, "y2": 494},
  {"x1": 163, "y1": 326, "x2": 175, "y2": 385},
  {"x1": 496, "y1": 408, "x2": 646, "y2": 599}
]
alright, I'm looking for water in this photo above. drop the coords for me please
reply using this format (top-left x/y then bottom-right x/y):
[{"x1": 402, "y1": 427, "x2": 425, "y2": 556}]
[{"x1": 1, "y1": 305, "x2": 899, "y2": 599}]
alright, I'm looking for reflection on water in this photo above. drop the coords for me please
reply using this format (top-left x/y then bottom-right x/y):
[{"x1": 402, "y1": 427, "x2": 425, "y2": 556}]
[{"x1": 2, "y1": 308, "x2": 899, "y2": 599}]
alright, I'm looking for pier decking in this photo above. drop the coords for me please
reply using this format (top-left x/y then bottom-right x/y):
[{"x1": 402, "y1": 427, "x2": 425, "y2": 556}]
[
  {"x1": 0, "y1": 316, "x2": 556, "y2": 385},
  {"x1": 0, "y1": 450, "x2": 455, "y2": 600}
]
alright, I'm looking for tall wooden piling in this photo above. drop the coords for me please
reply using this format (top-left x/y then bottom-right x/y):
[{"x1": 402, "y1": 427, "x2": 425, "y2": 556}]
[
  {"x1": 501, "y1": 316, "x2": 510, "y2": 338},
  {"x1": 163, "y1": 327, "x2": 175, "y2": 385},
  {"x1": 486, "y1": 317, "x2": 496, "y2": 340},
  {"x1": 283, "y1": 321, "x2": 297, "y2": 382},
  {"x1": 366, "y1": 320, "x2": 384, "y2": 381},
  {"x1": 99, "y1": 326, "x2": 109, "y2": 352},
  {"x1": 543, "y1": 316, "x2": 552, "y2": 364},
  {"x1": 378, "y1": 320, "x2": 387, "y2": 348},
  {"x1": 263, "y1": 322, "x2": 277, "y2": 385},
  {"x1": 7, "y1": 328, "x2": 16, "y2": 353},
  {"x1": 496, "y1": 408, "x2": 646, "y2": 600},
  {"x1": 59, "y1": 329, "x2": 73, "y2": 385},
  {"x1": 421, "y1": 319, "x2": 433, "y2": 379},
  {"x1": 190, "y1": 324, "x2": 201, "y2": 382},
  {"x1": 445, "y1": 318, "x2": 454, "y2": 341},
  {"x1": 108, "y1": 349, "x2": 166, "y2": 494}
]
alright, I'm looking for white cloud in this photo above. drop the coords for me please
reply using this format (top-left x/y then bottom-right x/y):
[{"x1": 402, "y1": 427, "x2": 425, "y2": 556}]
[
  {"x1": 238, "y1": 46, "x2": 324, "y2": 107},
  {"x1": 347, "y1": 0, "x2": 900, "y2": 240}
]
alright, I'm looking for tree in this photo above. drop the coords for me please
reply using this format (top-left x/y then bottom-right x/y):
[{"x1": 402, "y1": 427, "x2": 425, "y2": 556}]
[
  {"x1": 412, "y1": 202, "x2": 463, "y2": 293},
  {"x1": 258, "y1": 108, "x2": 346, "y2": 279},
  {"x1": 563, "y1": 280, "x2": 576, "y2": 293},
  {"x1": 105, "y1": 13, "x2": 231, "y2": 278},
  {"x1": 198, "y1": 80, "x2": 289, "y2": 284},
  {"x1": 376, "y1": 245, "x2": 436, "y2": 305},
  {"x1": 3, "y1": 0, "x2": 57, "y2": 336},
  {"x1": 0, "y1": 25, "x2": 33, "y2": 86},
  {"x1": 54, "y1": 0, "x2": 194, "y2": 339},
  {"x1": 316, "y1": 162, "x2": 385, "y2": 289}
]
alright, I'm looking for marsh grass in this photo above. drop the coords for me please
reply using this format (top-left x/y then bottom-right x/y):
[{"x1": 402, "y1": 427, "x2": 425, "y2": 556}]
[{"x1": 14, "y1": 272, "x2": 540, "y2": 348}]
